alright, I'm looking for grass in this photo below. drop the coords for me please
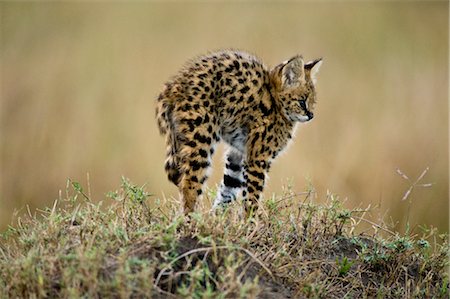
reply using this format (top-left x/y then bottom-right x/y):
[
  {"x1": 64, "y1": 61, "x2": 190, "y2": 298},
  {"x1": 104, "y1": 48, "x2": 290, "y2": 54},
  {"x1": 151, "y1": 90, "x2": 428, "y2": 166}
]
[{"x1": 0, "y1": 177, "x2": 448, "y2": 298}]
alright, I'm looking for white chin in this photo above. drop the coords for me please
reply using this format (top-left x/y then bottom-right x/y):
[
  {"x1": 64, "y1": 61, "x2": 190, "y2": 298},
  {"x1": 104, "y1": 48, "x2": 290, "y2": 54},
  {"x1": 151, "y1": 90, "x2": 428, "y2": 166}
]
[{"x1": 297, "y1": 115, "x2": 310, "y2": 122}]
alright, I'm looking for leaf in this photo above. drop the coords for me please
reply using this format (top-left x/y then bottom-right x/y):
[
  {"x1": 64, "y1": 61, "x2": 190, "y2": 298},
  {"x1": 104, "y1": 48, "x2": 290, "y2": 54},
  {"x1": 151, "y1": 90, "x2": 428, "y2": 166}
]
[{"x1": 71, "y1": 181, "x2": 83, "y2": 193}]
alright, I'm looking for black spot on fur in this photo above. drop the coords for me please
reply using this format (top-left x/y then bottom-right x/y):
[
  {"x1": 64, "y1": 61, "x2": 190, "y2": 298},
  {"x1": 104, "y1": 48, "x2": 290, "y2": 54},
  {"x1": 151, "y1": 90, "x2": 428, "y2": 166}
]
[
  {"x1": 226, "y1": 163, "x2": 241, "y2": 172},
  {"x1": 199, "y1": 149, "x2": 208, "y2": 158},
  {"x1": 224, "y1": 175, "x2": 242, "y2": 188},
  {"x1": 259, "y1": 102, "x2": 272, "y2": 116},
  {"x1": 181, "y1": 104, "x2": 192, "y2": 112},
  {"x1": 190, "y1": 160, "x2": 210, "y2": 171},
  {"x1": 240, "y1": 86, "x2": 250, "y2": 94},
  {"x1": 186, "y1": 140, "x2": 197, "y2": 148},
  {"x1": 194, "y1": 116, "x2": 202, "y2": 126},
  {"x1": 212, "y1": 132, "x2": 220, "y2": 142},
  {"x1": 194, "y1": 132, "x2": 212, "y2": 144},
  {"x1": 233, "y1": 60, "x2": 240, "y2": 70},
  {"x1": 250, "y1": 132, "x2": 260, "y2": 148},
  {"x1": 248, "y1": 169, "x2": 265, "y2": 180}
]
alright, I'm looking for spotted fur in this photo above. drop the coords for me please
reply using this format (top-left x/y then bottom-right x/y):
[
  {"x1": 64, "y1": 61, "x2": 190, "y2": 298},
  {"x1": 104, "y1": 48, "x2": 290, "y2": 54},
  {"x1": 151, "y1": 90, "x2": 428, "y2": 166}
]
[{"x1": 155, "y1": 50, "x2": 322, "y2": 215}]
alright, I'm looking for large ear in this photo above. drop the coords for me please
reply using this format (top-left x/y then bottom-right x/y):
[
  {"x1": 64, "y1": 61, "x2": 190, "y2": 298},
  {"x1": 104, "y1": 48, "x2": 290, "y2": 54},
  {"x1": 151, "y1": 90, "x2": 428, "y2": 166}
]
[
  {"x1": 305, "y1": 58, "x2": 323, "y2": 85},
  {"x1": 281, "y1": 55, "x2": 305, "y2": 88}
]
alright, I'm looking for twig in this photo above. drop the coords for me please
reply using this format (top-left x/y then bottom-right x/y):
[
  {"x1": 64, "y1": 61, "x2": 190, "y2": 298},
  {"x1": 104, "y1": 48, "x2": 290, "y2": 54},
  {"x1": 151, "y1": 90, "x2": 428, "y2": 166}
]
[
  {"x1": 152, "y1": 284, "x2": 178, "y2": 298},
  {"x1": 86, "y1": 172, "x2": 92, "y2": 200},
  {"x1": 352, "y1": 216, "x2": 396, "y2": 236},
  {"x1": 275, "y1": 191, "x2": 315, "y2": 205}
]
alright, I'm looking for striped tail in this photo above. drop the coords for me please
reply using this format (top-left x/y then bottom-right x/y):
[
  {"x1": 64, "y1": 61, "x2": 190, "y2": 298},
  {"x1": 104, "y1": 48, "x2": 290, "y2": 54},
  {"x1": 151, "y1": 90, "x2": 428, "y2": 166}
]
[
  {"x1": 155, "y1": 91, "x2": 182, "y2": 186},
  {"x1": 155, "y1": 92, "x2": 170, "y2": 135}
]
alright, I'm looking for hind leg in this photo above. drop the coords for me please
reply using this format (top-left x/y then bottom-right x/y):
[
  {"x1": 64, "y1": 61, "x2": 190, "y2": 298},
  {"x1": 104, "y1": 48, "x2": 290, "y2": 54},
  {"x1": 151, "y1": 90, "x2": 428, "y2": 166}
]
[
  {"x1": 178, "y1": 122, "x2": 218, "y2": 214},
  {"x1": 213, "y1": 148, "x2": 244, "y2": 209},
  {"x1": 178, "y1": 144, "x2": 216, "y2": 214}
]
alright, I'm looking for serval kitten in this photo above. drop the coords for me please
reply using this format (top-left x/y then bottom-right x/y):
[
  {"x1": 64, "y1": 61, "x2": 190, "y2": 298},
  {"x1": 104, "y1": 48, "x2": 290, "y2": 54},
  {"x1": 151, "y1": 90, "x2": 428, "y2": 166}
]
[{"x1": 156, "y1": 50, "x2": 322, "y2": 215}]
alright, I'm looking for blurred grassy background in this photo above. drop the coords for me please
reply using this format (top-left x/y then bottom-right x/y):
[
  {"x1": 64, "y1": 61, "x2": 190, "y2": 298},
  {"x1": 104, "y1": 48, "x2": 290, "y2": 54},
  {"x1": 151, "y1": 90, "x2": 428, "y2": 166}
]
[{"x1": 1, "y1": 2, "x2": 448, "y2": 233}]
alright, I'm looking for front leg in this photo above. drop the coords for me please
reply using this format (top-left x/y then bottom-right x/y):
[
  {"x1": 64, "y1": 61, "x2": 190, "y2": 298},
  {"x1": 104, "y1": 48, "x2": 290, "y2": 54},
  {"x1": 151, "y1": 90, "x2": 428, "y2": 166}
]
[{"x1": 243, "y1": 133, "x2": 272, "y2": 216}]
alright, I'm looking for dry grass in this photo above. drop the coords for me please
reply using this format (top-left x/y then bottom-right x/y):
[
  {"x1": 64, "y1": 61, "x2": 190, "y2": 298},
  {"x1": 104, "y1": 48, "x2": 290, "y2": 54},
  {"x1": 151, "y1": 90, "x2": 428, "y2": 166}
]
[{"x1": 1, "y1": 178, "x2": 448, "y2": 298}]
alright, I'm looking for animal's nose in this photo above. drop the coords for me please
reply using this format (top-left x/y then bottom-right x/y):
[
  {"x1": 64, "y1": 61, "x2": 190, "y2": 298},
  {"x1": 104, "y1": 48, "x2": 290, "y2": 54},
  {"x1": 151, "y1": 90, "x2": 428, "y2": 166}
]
[{"x1": 307, "y1": 111, "x2": 314, "y2": 120}]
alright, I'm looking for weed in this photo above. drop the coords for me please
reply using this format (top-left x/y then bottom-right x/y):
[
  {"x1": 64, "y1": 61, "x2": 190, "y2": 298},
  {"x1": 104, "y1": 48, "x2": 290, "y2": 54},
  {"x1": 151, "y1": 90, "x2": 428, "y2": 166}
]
[{"x1": 336, "y1": 256, "x2": 354, "y2": 276}]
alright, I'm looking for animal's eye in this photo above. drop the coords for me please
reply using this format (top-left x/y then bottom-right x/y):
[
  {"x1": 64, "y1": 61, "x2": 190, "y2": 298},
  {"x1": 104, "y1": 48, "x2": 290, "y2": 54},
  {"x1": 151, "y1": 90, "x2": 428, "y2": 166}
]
[{"x1": 299, "y1": 99, "x2": 307, "y2": 110}]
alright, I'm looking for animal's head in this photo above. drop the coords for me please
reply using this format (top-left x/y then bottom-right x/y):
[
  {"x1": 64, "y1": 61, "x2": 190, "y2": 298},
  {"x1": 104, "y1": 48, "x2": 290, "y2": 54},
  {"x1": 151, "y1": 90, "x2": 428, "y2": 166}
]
[{"x1": 270, "y1": 55, "x2": 322, "y2": 123}]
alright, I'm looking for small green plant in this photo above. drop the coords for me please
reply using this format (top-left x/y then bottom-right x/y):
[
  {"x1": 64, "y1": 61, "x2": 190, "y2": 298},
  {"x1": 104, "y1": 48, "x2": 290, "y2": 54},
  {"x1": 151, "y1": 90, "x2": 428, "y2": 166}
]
[
  {"x1": 390, "y1": 236, "x2": 413, "y2": 253},
  {"x1": 336, "y1": 256, "x2": 354, "y2": 276},
  {"x1": 69, "y1": 178, "x2": 91, "y2": 201}
]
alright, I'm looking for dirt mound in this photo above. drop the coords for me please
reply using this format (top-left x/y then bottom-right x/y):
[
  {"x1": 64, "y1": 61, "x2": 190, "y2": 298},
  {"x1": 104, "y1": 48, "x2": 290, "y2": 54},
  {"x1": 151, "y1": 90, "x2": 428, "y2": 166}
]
[{"x1": 0, "y1": 179, "x2": 448, "y2": 298}]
